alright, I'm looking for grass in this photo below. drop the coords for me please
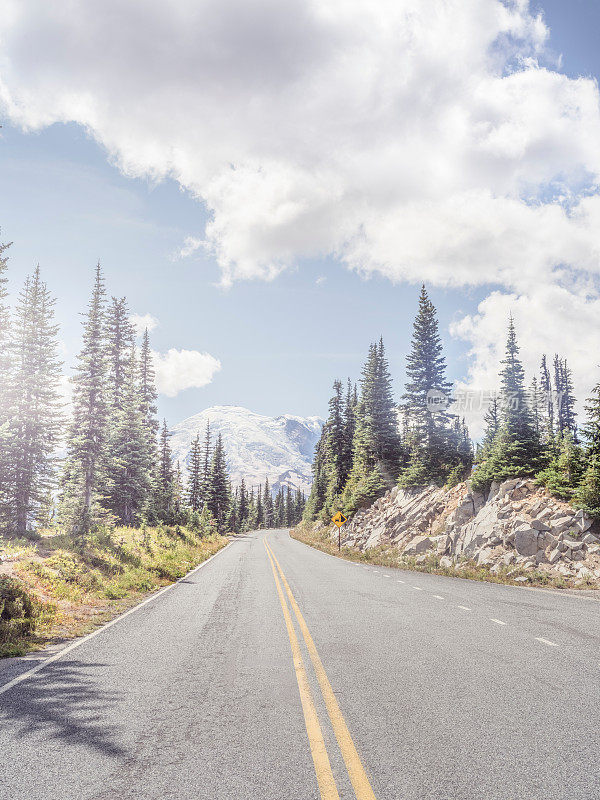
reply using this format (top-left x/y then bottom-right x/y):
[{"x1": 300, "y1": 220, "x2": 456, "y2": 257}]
[
  {"x1": 0, "y1": 525, "x2": 227, "y2": 658},
  {"x1": 291, "y1": 522, "x2": 599, "y2": 591}
]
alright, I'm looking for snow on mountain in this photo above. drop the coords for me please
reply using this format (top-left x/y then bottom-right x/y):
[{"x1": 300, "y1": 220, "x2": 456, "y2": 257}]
[{"x1": 169, "y1": 406, "x2": 323, "y2": 495}]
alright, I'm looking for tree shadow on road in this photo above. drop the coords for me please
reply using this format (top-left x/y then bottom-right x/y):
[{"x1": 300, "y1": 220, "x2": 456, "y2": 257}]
[{"x1": 0, "y1": 659, "x2": 129, "y2": 758}]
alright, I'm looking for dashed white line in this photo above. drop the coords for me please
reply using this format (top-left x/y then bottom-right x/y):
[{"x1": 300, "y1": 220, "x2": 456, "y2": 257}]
[
  {"x1": 397, "y1": 580, "x2": 405, "y2": 584},
  {"x1": 457, "y1": 605, "x2": 472, "y2": 611},
  {"x1": 382, "y1": 574, "x2": 391, "y2": 579},
  {"x1": 413, "y1": 586, "x2": 423, "y2": 591},
  {"x1": 490, "y1": 618, "x2": 507, "y2": 626},
  {"x1": 535, "y1": 637, "x2": 558, "y2": 647},
  {"x1": 432, "y1": 595, "x2": 444, "y2": 600}
]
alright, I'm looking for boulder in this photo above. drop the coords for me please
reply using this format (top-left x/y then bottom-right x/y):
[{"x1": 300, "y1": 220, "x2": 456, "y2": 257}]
[
  {"x1": 514, "y1": 528, "x2": 539, "y2": 557},
  {"x1": 531, "y1": 519, "x2": 550, "y2": 532}
]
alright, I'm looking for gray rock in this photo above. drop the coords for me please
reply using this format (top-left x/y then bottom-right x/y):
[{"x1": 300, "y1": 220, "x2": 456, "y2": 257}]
[
  {"x1": 514, "y1": 528, "x2": 539, "y2": 557},
  {"x1": 531, "y1": 519, "x2": 550, "y2": 531},
  {"x1": 547, "y1": 548, "x2": 561, "y2": 565},
  {"x1": 403, "y1": 535, "x2": 433, "y2": 556}
]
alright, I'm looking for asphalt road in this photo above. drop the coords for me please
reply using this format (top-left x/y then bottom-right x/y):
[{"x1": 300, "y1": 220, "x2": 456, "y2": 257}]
[{"x1": 1, "y1": 529, "x2": 599, "y2": 800}]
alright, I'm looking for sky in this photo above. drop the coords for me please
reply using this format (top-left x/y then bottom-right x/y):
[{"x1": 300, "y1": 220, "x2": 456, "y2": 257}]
[{"x1": 1, "y1": 0, "x2": 600, "y2": 437}]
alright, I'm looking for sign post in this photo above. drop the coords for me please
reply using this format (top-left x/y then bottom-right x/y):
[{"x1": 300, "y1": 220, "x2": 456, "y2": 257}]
[{"x1": 331, "y1": 511, "x2": 348, "y2": 551}]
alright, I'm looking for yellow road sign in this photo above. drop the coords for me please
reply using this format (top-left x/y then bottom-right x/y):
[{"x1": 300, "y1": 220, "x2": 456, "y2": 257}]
[{"x1": 331, "y1": 511, "x2": 347, "y2": 528}]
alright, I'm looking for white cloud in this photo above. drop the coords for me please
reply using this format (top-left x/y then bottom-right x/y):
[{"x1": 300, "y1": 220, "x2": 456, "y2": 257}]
[
  {"x1": 152, "y1": 349, "x2": 221, "y2": 397},
  {"x1": 2, "y1": 0, "x2": 600, "y2": 424},
  {"x1": 129, "y1": 313, "x2": 159, "y2": 336}
]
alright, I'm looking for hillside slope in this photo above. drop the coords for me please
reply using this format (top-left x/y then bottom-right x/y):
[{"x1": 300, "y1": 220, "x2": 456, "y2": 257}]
[{"x1": 340, "y1": 479, "x2": 600, "y2": 587}]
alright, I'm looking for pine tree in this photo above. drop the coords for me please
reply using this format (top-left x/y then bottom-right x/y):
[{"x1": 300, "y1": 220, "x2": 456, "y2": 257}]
[
  {"x1": 274, "y1": 487, "x2": 284, "y2": 527},
  {"x1": 207, "y1": 433, "x2": 230, "y2": 532},
  {"x1": 8, "y1": 267, "x2": 62, "y2": 531},
  {"x1": 60, "y1": 264, "x2": 108, "y2": 534},
  {"x1": 472, "y1": 317, "x2": 542, "y2": 493},
  {"x1": 539, "y1": 355, "x2": 555, "y2": 447},
  {"x1": 187, "y1": 433, "x2": 203, "y2": 511},
  {"x1": 105, "y1": 297, "x2": 134, "y2": 413},
  {"x1": 304, "y1": 426, "x2": 329, "y2": 520},
  {"x1": 238, "y1": 478, "x2": 248, "y2": 526},
  {"x1": 373, "y1": 337, "x2": 404, "y2": 471},
  {"x1": 199, "y1": 421, "x2": 212, "y2": 509},
  {"x1": 536, "y1": 432, "x2": 584, "y2": 501},
  {"x1": 325, "y1": 379, "x2": 346, "y2": 500},
  {"x1": 255, "y1": 484, "x2": 263, "y2": 528},
  {"x1": 153, "y1": 419, "x2": 175, "y2": 522},
  {"x1": 0, "y1": 239, "x2": 12, "y2": 526},
  {"x1": 285, "y1": 486, "x2": 293, "y2": 526},
  {"x1": 481, "y1": 394, "x2": 500, "y2": 454},
  {"x1": 104, "y1": 345, "x2": 152, "y2": 525},
  {"x1": 341, "y1": 378, "x2": 356, "y2": 484},
  {"x1": 263, "y1": 478, "x2": 274, "y2": 527},
  {"x1": 139, "y1": 327, "x2": 159, "y2": 457},
  {"x1": 574, "y1": 455, "x2": 600, "y2": 518},
  {"x1": 581, "y1": 382, "x2": 600, "y2": 460}
]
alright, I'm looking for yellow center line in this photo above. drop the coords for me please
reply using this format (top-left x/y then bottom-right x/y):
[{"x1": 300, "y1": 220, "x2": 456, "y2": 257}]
[
  {"x1": 263, "y1": 541, "x2": 340, "y2": 800},
  {"x1": 265, "y1": 539, "x2": 377, "y2": 800}
]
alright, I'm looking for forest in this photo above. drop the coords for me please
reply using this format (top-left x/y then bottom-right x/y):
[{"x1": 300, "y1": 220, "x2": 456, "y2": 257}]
[
  {"x1": 0, "y1": 240, "x2": 304, "y2": 538},
  {"x1": 305, "y1": 286, "x2": 600, "y2": 523}
]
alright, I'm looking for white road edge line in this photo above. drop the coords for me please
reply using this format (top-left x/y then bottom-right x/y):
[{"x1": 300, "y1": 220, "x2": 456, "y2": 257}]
[
  {"x1": 0, "y1": 541, "x2": 232, "y2": 697},
  {"x1": 535, "y1": 637, "x2": 559, "y2": 647},
  {"x1": 490, "y1": 618, "x2": 507, "y2": 626},
  {"x1": 457, "y1": 605, "x2": 472, "y2": 611}
]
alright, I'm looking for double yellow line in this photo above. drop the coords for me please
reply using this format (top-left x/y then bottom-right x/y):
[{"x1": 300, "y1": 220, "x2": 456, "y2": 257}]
[{"x1": 263, "y1": 538, "x2": 377, "y2": 800}]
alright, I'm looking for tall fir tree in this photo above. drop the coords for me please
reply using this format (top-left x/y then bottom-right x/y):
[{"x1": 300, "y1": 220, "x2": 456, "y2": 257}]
[
  {"x1": 139, "y1": 327, "x2": 159, "y2": 459},
  {"x1": 472, "y1": 317, "x2": 542, "y2": 492},
  {"x1": 263, "y1": 478, "x2": 274, "y2": 527},
  {"x1": 105, "y1": 297, "x2": 134, "y2": 413},
  {"x1": 325, "y1": 379, "x2": 346, "y2": 500},
  {"x1": 8, "y1": 268, "x2": 62, "y2": 531},
  {"x1": 207, "y1": 433, "x2": 230, "y2": 532},
  {"x1": 187, "y1": 433, "x2": 203, "y2": 511},
  {"x1": 285, "y1": 486, "x2": 293, "y2": 526},
  {"x1": 0, "y1": 239, "x2": 13, "y2": 526},
  {"x1": 60, "y1": 264, "x2": 108, "y2": 534},
  {"x1": 104, "y1": 345, "x2": 153, "y2": 525},
  {"x1": 199, "y1": 421, "x2": 212, "y2": 509},
  {"x1": 153, "y1": 419, "x2": 176, "y2": 522},
  {"x1": 238, "y1": 478, "x2": 249, "y2": 526},
  {"x1": 539, "y1": 354, "x2": 555, "y2": 448}
]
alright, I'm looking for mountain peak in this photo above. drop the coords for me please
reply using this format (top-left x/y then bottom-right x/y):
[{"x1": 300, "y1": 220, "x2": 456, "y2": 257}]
[{"x1": 170, "y1": 406, "x2": 323, "y2": 494}]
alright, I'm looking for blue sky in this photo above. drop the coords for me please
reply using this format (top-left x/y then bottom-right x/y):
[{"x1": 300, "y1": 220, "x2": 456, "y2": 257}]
[{"x1": 1, "y1": 0, "x2": 600, "y2": 432}]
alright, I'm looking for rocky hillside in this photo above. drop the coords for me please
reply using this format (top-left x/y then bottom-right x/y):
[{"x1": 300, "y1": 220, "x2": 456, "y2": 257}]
[{"x1": 342, "y1": 479, "x2": 600, "y2": 586}]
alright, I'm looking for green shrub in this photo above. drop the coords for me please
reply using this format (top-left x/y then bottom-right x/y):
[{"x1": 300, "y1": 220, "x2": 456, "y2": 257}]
[{"x1": 0, "y1": 577, "x2": 40, "y2": 642}]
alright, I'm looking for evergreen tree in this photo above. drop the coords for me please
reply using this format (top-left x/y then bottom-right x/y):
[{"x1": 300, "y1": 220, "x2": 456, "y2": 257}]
[
  {"x1": 255, "y1": 483, "x2": 263, "y2": 528},
  {"x1": 104, "y1": 345, "x2": 152, "y2": 525},
  {"x1": 226, "y1": 488, "x2": 239, "y2": 533},
  {"x1": 285, "y1": 486, "x2": 293, "y2": 526},
  {"x1": 0, "y1": 239, "x2": 12, "y2": 526},
  {"x1": 341, "y1": 378, "x2": 357, "y2": 484},
  {"x1": 238, "y1": 478, "x2": 249, "y2": 526},
  {"x1": 539, "y1": 355, "x2": 555, "y2": 447},
  {"x1": 274, "y1": 487, "x2": 285, "y2": 527},
  {"x1": 481, "y1": 394, "x2": 500, "y2": 454},
  {"x1": 263, "y1": 478, "x2": 274, "y2": 527},
  {"x1": 8, "y1": 268, "x2": 62, "y2": 531},
  {"x1": 325, "y1": 380, "x2": 346, "y2": 500},
  {"x1": 153, "y1": 419, "x2": 175, "y2": 522},
  {"x1": 581, "y1": 381, "x2": 600, "y2": 460},
  {"x1": 105, "y1": 297, "x2": 134, "y2": 413},
  {"x1": 574, "y1": 455, "x2": 600, "y2": 518},
  {"x1": 536, "y1": 432, "x2": 584, "y2": 501},
  {"x1": 304, "y1": 426, "x2": 329, "y2": 520},
  {"x1": 472, "y1": 318, "x2": 542, "y2": 493},
  {"x1": 187, "y1": 433, "x2": 203, "y2": 511},
  {"x1": 60, "y1": 264, "x2": 108, "y2": 534},
  {"x1": 207, "y1": 433, "x2": 230, "y2": 532},
  {"x1": 199, "y1": 421, "x2": 212, "y2": 509},
  {"x1": 139, "y1": 327, "x2": 159, "y2": 455}
]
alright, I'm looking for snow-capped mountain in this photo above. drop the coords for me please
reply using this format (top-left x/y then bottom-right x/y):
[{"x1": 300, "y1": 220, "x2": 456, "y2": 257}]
[{"x1": 170, "y1": 406, "x2": 323, "y2": 495}]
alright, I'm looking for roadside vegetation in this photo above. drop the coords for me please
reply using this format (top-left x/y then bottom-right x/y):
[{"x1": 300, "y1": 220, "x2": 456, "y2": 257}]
[
  {"x1": 305, "y1": 285, "x2": 600, "y2": 526},
  {"x1": 0, "y1": 524, "x2": 226, "y2": 658},
  {"x1": 291, "y1": 521, "x2": 599, "y2": 592}
]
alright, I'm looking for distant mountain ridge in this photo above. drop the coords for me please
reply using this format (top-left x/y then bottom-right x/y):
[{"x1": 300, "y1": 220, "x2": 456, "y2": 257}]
[{"x1": 169, "y1": 405, "x2": 323, "y2": 494}]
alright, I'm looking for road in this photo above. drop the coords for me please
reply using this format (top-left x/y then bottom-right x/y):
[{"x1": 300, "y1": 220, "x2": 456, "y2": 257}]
[{"x1": 1, "y1": 529, "x2": 599, "y2": 799}]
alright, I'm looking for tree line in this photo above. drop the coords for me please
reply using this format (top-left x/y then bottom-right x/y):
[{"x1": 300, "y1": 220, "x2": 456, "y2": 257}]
[
  {"x1": 0, "y1": 243, "x2": 303, "y2": 535},
  {"x1": 305, "y1": 285, "x2": 600, "y2": 523}
]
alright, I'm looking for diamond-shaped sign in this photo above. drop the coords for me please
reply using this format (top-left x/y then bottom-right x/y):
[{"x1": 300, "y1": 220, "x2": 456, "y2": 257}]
[{"x1": 331, "y1": 511, "x2": 347, "y2": 528}]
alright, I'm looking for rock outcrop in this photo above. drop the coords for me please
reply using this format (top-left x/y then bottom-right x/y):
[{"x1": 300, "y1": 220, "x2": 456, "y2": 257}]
[{"x1": 341, "y1": 479, "x2": 600, "y2": 586}]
